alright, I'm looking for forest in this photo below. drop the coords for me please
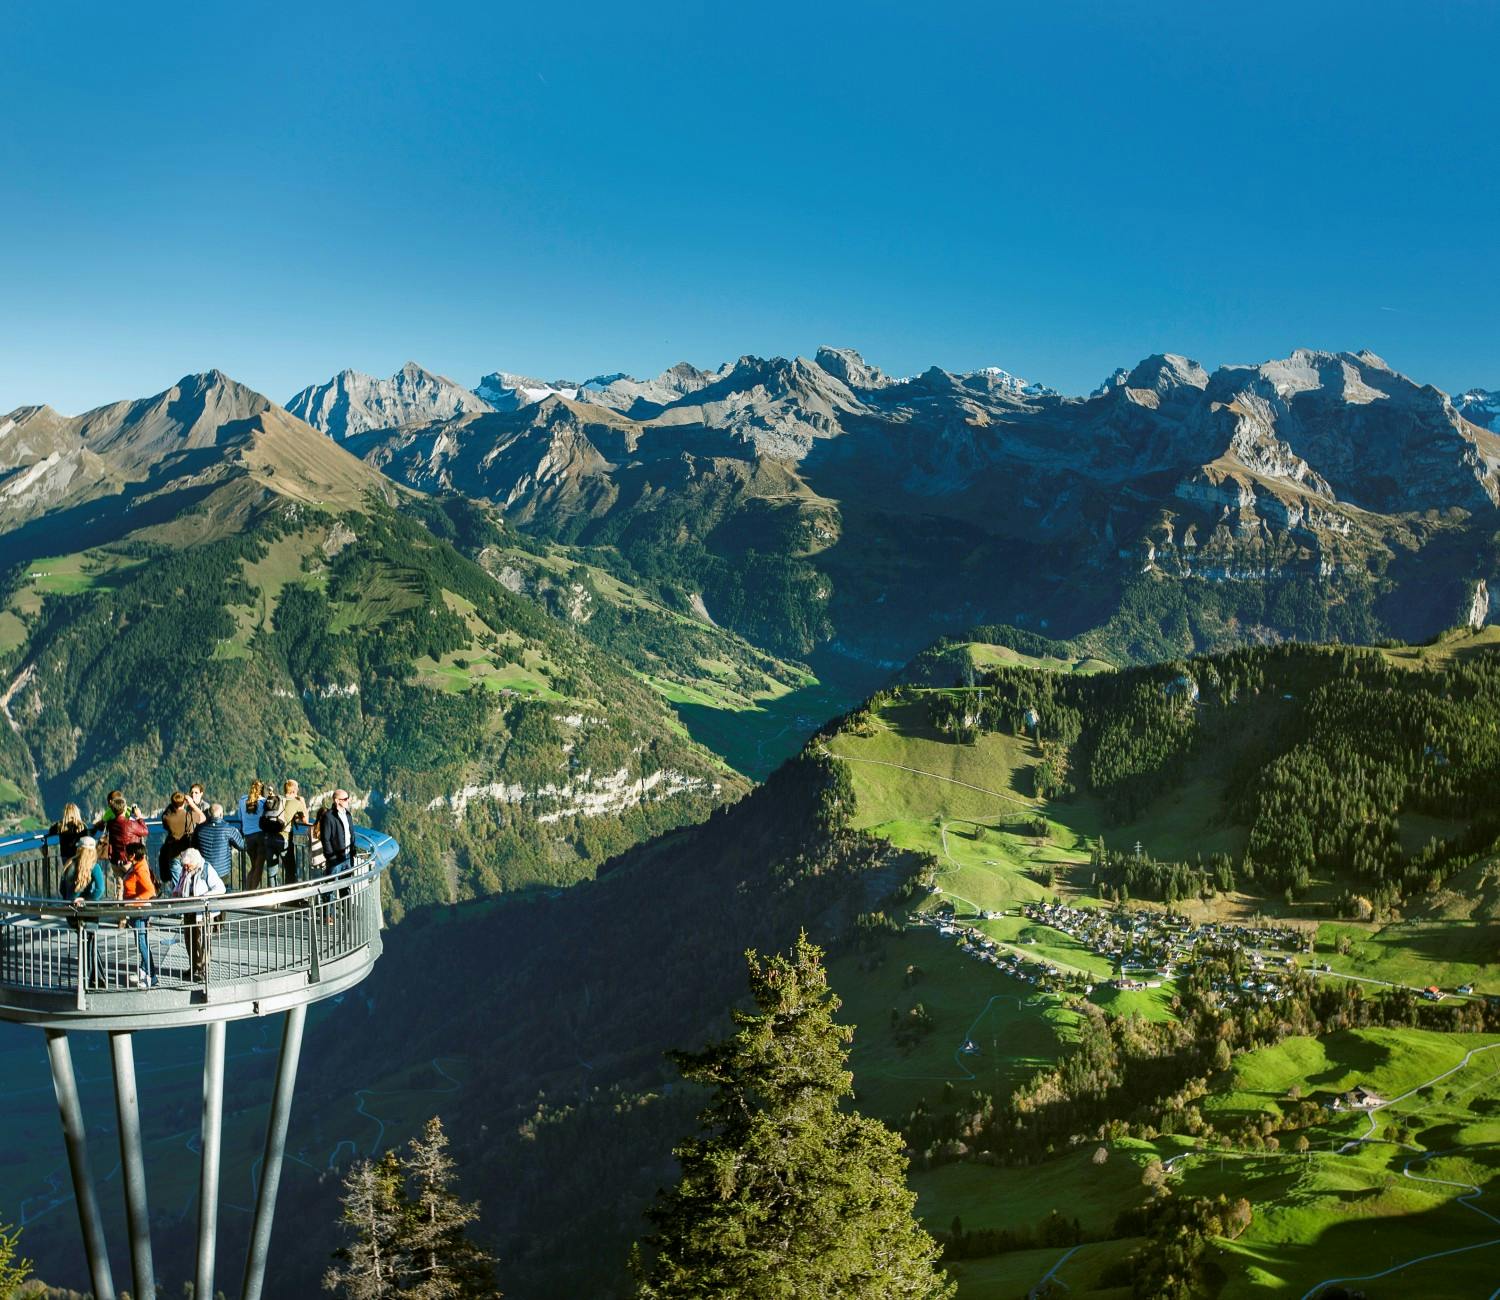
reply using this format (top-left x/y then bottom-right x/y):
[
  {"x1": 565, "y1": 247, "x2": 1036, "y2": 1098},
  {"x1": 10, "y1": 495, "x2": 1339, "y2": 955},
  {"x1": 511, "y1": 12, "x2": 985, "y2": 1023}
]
[
  {"x1": 925, "y1": 639, "x2": 1500, "y2": 912},
  {"x1": 0, "y1": 500, "x2": 736, "y2": 913}
]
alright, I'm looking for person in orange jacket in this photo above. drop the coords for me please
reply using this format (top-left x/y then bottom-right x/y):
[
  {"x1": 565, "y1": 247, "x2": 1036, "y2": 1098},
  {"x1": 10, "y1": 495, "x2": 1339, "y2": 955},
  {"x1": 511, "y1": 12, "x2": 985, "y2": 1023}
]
[{"x1": 114, "y1": 842, "x2": 157, "y2": 987}]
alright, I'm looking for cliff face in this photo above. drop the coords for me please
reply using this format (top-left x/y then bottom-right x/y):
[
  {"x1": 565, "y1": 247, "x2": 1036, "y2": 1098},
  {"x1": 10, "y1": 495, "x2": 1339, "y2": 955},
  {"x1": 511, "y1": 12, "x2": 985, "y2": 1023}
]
[{"x1": 286, "y1": 362, "x2": 494, "y2": 438}]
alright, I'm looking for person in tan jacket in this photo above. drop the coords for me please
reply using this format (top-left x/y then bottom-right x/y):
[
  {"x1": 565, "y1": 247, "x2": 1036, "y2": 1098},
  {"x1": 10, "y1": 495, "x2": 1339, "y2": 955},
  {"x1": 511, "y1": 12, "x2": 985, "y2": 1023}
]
[
  {"x1": 280, "y1": 779, "x2": 309, "y2": 825},
  {"x1": 158, "y1": 790, "x2": 206, "y2": 883}
]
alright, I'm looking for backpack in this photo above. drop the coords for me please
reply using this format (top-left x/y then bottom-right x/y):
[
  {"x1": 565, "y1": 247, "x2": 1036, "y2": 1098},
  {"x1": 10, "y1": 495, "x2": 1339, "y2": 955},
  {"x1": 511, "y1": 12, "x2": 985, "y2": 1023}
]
[{"x1": 260, "y1": 793, "x2": 288, "y2": 850}]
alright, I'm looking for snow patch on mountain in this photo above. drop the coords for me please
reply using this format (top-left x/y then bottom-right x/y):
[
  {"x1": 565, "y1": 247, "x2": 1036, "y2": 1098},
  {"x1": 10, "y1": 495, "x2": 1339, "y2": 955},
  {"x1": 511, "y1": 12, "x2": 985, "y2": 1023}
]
[
  {"x1": 973, "y1": 366, "x2": 1059, "y2": 398},
  {"x1": 475, "y1": 372, "x2": 581, "y2": 411},
  {"x1": 1457, "y1": 388, "x2": 1500, "y2": 430}
]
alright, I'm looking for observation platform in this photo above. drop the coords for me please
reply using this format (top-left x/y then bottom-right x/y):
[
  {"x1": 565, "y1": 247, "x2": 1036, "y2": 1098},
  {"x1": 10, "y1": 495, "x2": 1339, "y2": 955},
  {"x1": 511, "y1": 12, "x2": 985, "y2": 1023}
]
[
  {"x1": 0, "y1": 816, "x2": 399, "y2": 1300},
  {"x1": 0, "y1": 822, "x2": 398, "y2": 1030}
]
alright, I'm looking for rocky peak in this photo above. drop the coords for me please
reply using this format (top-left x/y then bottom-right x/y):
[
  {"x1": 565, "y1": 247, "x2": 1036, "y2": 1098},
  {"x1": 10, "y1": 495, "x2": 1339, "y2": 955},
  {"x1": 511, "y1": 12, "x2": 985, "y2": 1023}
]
[
  {"x1": 474, "y1": 372, "x2": 581, "y2": 412},
  {"x1": 74, "y1": 371, "x2": 275, "y2": 466},
  {"x1": 814, "y1": 346, "x2": 892, "y2": 391},
  {"x1": 577, "y1": 361, "x2": 724, "y2": 413},
  {"x1": 286, "y1": 363, "x2": 492, "y2": 438},
  {"x1": 967, "y1": 367, "x2": 1059, "y2": 400},
  {"x1": 645, "y1": 353, "x2": 865, "y2": 459},
  {"x1": 1092, "y1": 367, "x2": 1132, "y2": 397},
  {"x1": 1456, "y1": 388, "x2": 1500, "y2": 430},
  {"x1": 1125, "y1": 353, "x2": 1210, "y2": 394}
]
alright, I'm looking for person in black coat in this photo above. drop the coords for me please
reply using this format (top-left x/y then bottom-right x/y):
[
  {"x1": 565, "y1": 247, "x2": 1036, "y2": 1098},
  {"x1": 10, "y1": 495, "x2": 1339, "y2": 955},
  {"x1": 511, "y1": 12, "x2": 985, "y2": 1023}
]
[{"x1": 315, "y1": 789, "x2": 355, "y2": 875}]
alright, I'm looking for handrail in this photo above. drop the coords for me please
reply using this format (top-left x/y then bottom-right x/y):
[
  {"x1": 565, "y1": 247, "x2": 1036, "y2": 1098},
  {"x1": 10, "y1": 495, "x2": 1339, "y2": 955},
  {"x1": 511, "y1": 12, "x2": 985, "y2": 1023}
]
[
  {"x1": 0, "y1": 855, "x2": 381, "y2": 920},
  {"x1": 0, "y1": 819, "x2": 397, "y2": 1024},
  {"x1": 0, "y1": 818, "x2": 396, "y2": 911}
]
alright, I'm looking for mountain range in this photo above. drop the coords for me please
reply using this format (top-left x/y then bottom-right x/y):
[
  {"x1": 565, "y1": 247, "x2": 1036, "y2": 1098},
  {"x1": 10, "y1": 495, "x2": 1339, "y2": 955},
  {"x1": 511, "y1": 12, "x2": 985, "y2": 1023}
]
[
  {"x1": 270, "y1": 347, "x2": 1500, "y2": 666},
  {"x1": 0, "y1": 370, "x2": 752, "y2": 908},
  {"x1": 4, "y1": 348, "x2": 1500, "y2": 1297},
  {"x1": 8, "y1": 345, "x2": 1498, "y2": 690}
]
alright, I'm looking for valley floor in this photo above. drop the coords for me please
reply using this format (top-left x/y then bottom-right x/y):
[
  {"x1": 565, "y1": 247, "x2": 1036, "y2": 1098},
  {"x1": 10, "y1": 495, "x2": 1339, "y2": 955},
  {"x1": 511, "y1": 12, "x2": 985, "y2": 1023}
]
[{"x1": 823, "y1": 690, "x2": 1500, "y2": 1299}]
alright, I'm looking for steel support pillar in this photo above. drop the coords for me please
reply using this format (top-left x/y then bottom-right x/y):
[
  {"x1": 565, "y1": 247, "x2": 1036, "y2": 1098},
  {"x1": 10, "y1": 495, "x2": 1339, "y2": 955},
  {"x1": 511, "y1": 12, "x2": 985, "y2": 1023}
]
[
  {"x1": 109, "y1": 1030, "x2": 155, "y2": 1300},
  {"x1": 44, "y1": 1029, "x2": 116, "y2": 1300},
  {"x1": 195, "y1": 1019, "x2": 227, "y2": 1300},
  {"x1": 241, "y1": 1002, "x2": 307, "y2": 1300}
]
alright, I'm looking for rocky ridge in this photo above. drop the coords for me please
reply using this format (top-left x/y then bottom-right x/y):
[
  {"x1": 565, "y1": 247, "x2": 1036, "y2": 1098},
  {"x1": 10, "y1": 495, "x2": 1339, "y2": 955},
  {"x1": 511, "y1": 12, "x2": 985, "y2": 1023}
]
[
  {"x1": 1457, "y1": 387, "x2": 1500, "y2": 431},
  {"x1": 286, "y1": 362, "x2": 493, "y2": 438},
  {"x1": 325, "y1": 345, "x2": 1500, "y2": 659}
]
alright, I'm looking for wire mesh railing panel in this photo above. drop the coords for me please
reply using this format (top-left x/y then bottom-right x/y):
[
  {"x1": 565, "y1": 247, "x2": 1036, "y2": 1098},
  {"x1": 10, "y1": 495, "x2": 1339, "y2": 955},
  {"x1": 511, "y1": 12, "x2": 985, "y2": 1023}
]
[{"x1": 0, "y1": 861, "x2": 382, "y2": 1013}]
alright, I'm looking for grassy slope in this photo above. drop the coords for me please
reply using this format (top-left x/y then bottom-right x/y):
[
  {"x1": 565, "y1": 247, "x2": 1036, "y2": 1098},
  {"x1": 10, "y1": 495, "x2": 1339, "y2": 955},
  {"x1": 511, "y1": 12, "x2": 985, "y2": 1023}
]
[
  {"x1": 478, "y1": 541, "x2": 869, "y2": 779},
  {"x1": 966, "y1": 640, "x2": 1112, "y2": 676},
  {"x1": 1199, "y1": 1028, "x2": 1500, "y2": 1299},
  {"x1": 821, "y1": 672, "x2": 1500, "y2": 1297},
  {"x1": 831, "y1": 929, "x2": 1081, "y2": 1122},
  {"x1": 1376, "y1": 624, "x2": 1500, "y2": 670},
  {"x1": 827, "y1": 691, "x2": 1258, "y2": 917},
  {"x1": 1314, "y1": 918, "x2": 1500, "y2": 995}
]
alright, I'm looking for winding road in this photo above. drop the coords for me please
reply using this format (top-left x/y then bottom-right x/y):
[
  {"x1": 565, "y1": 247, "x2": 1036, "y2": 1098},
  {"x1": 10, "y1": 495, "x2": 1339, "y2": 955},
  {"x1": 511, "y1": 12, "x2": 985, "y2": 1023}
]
[
  {"x1": 1151, "y1": 1040, "x2": 1500, "y2": 1300},
  {"x1": 1028, "y1": 1242, "x2": 1085, "y2": 1299},
  {"x1": 828, "y1": 733, "x2": 1500, "y2": 1296}
]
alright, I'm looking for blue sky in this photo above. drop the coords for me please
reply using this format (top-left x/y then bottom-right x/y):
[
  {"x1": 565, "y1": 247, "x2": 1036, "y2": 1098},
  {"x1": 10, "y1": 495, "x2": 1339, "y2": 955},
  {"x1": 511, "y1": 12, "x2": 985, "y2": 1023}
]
[{"x1": 2, "y1": 0, "x2": 1496, "y2": 413}]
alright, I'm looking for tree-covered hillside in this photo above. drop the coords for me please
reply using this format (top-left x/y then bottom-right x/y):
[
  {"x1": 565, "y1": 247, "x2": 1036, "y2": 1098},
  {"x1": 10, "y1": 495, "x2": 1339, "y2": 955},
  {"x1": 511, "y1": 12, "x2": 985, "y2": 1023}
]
[
  {"x1": 275, "y1": 751, "x2": 927, "y2": 1297},
  {"x1": 914, "y1": 633, "x2": 1500, "y2": 918},
  {"x1": 0, "y1": 496, "x2": 742, "y2": 912}
]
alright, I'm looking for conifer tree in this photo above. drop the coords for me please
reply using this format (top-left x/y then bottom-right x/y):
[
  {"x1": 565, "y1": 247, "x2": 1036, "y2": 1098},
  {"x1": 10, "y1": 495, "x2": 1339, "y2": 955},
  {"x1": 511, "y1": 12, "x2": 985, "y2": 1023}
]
[
  {"x1": 0, "y1": 1220, "x2": 32, "y2": 1300},
  {"x1": 326, "y1": 1152, "x2": 408, "y2": 1300},
  {"x1": 634, "y1": 934, "x2": 954, "y2": 1299},
  {"x1": 402, "y1": 1118, "x2": 497, "y2": 1300},
  {"x1": 326, "y1": 1119, "x2": 499, "y2": 1299}
]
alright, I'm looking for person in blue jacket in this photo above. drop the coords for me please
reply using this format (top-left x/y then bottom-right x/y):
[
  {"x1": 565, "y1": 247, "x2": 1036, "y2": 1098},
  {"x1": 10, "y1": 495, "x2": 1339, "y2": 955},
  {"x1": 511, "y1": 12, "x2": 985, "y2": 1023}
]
[
  {"x1": 193, "y1": 803, "x2": 246, "y2": 889},
  {"x1": 66, "y1": 836, "x2": 108, "y2": 986}
]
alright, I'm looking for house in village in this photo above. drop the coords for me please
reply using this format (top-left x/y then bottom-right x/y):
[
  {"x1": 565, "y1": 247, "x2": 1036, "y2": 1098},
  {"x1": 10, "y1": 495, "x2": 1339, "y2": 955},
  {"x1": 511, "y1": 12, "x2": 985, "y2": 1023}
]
[{"x1": 1327, "y1": 1085, "x2": 1386, "y2": 1111}]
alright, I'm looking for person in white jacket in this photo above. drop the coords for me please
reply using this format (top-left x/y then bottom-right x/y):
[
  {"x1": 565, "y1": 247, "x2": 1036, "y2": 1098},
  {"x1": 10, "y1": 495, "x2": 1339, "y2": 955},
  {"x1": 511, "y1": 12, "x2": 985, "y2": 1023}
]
[{"x1": 173, "y1": 847, "x2": 226, "y2": 980}]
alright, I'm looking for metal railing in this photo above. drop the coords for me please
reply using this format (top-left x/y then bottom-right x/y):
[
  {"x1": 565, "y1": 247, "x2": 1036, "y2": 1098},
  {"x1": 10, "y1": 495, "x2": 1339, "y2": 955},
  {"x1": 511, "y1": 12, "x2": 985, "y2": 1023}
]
[{"x1": 0, "y1": 820, "x2": 393, "y2": 1015}]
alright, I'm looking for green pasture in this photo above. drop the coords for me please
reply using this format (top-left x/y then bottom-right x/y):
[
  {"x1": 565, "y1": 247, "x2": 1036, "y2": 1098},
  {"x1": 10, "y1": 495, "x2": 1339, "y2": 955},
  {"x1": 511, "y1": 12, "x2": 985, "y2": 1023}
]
[
  {"x1": 414, "y1": 649, "x2": 561, "y2": 698},
  {"x1": 1203, "y1": 1136, "x2": 1500, "y2": 1299},
  {"x1": 828, "y1": 697, "x2": 1042, "y2": 826},
  {"x1": 1206, "y1": 1028, "x2": 1499, "y2": 1126},
  {"x1": 974, "y1": 915, "x2": 1117, "y2": 980},
  {"x1": 26, "y1": 551, "x2": 142, "y2": 595},
  {"x1": 1087, "y1": 982, "x2": 1179, "y2": 1022},
  {"x1": 942, "y1": 1237, "x2": 1139, "y2": 1300},
  {"x1": 965, "y1": 640, "x2": 1113, "y2": 677},
  {"x1": 1, "y1": 548, "x2": 144, "y2": 654},
  {"x1": 828, "y1": 692, "x2": 1246, "y2": 874},
  {"x1": 1377, "y1": 624, "x2": 1500, "y2": 670},
  {"x1": 831, "y1": 929, "x2": 1080, "y2": 1124},
  {"x1": 0, "y1": 609, "x2": 26, "y2": 655},
  {"x1": 1316, "y1": 919, "x2": 1500, "y2": 994},
  {"x1": 915, "y1": 1139, "x2": 1168, "y2": 1237}
]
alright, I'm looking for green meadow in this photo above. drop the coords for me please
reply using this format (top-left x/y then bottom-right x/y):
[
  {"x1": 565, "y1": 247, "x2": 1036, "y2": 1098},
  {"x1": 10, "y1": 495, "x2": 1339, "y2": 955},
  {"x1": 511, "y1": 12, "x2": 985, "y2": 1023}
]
[{"x1": 820, "y1": 683, "x2": 1500, "y2": 1297}]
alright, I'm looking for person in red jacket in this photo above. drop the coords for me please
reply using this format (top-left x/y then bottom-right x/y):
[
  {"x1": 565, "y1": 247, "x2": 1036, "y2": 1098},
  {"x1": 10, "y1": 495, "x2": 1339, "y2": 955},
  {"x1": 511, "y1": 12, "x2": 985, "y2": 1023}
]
[
  {"x1": 98, "y1": 792, "x2": 149, "y2": 866},
  {"x1": 114, "y1": 842, "x2": 157, "y2": 986}
]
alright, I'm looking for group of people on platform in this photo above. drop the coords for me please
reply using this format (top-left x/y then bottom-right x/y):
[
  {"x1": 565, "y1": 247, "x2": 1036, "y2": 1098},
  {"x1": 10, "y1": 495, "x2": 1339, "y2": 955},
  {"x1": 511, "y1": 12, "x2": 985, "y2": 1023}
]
[{"x1": 49, "y1": 778, "x2": 358, "y2": 989}]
